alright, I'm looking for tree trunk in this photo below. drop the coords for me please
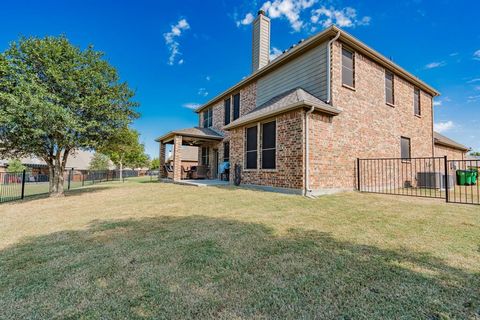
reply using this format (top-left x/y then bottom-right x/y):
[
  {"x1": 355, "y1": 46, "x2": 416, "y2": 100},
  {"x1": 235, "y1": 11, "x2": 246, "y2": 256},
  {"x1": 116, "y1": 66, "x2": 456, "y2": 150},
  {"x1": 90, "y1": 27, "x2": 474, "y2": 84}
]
[
  {"x1": 119, "y1": 161, "x2": 123, "y2": 181},
  {"x1": 48, "y1": 149, "x2": 70, "y2": 197}
]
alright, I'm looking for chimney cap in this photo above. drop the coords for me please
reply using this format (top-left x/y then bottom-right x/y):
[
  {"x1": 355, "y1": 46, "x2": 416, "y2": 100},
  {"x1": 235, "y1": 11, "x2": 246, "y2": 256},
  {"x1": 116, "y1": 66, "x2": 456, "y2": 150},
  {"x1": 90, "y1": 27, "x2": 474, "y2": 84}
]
[{"x1": 257, "y1": 9, "x2": 266, "y2": 16}]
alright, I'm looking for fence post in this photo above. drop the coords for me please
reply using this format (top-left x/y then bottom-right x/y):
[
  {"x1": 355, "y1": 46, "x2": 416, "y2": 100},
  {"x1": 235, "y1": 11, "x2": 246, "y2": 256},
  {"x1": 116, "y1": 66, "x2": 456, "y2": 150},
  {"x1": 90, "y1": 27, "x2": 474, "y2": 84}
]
[
  {"x1": 357, "y1": 158, "x2": 361, "y2": 191},
  {"x1": 82, "y1": 172, "x2": 85, "y2": 187},
  {"x1": 444, "y1": 156, "x2": 449, "y2": 203},
  {"x1": 21, "y1": 170, "x2": 26, "y2": 199},
  {"x1": 67, "y1": 168, "x2": 72, "y2": 190}
]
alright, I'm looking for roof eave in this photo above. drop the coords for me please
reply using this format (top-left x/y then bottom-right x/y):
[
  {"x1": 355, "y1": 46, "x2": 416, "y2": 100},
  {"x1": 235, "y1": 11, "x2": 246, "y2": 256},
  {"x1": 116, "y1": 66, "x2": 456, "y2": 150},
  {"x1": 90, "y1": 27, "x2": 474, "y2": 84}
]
[
  {"x1": 434, "y1": 139, "x2": 470, "y2": 152},
  {"x1": 156, "y1": 131, "x2": 223, "y2": 143},
  {"x1": 223, "y1": 101, "x2": 341, "y2": 130}
]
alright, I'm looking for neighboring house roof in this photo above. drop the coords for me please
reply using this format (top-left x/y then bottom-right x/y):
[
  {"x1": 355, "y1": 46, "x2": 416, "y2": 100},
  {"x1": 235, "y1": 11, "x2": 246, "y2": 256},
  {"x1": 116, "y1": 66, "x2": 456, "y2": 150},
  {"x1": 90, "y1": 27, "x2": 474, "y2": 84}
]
[
  {"x1": 466, "y1": 155, "x2": 480, "y2": 161},
  {"x1": 196, "y1": 25, "x2": 439, "y2": 113},
  {"x1": 156, "y1": 127, "x2": 224, "y2": 143},
  {"x1": 434, "y1": 132, "x2": 469, "y2": 151},
  {"x1": 0, "y1": 150, "x2": 112, "y2": 170},
  {"x1": 224, "y1": 88, "x2": 341, "y2": 130},
  {"x1": 167, "y1": 146, "x2": 199, "y2": 162}
]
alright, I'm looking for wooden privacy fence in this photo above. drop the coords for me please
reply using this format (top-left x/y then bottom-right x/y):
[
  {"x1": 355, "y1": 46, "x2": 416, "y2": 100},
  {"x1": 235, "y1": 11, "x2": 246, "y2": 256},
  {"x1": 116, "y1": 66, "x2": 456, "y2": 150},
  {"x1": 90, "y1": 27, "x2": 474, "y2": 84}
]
[{"x1": 357, "y1": 156, "x2": 479, "y2": 205}]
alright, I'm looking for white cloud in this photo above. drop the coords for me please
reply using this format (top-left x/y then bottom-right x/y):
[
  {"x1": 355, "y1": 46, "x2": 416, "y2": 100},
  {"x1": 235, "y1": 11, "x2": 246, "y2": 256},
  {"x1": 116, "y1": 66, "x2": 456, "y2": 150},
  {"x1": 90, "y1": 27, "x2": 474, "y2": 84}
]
[
  {"x1": 270, "y1": 47, "x2": 283, "y2": 60},
  {"x1": 475, "y1": 85, "x2": 480, "y2": 91},
  {"x1": 236, "y1": 12, "x2": 255, "y2": 26},
  {"x1": 434, "y1": 121, "x2": 454, "y2": 133},
  {"x1": 206, "y1": 76, "x2": 211, "y2": 81},
  {"x1": 467, "y1": 78, "x2": 480, "y2": 83},
  {"x1": 198, "y1": 88, "x2": 208, "y2": 97},
  {"x1": 311, "y1": 6, "x2": 371, "y2": 28},
  {"x1": 468, "y1": 95, "x2": 480, "y2": 103},
  {"x1": 237, "y1": 1, "x2": 370, "y2": 32},
  {"x1": 433, "y1": 100, "x2": 442, "y2": 107},
  {"x1": 163, "y1": 18, "x2": 190, "y2": 65},
  {"x1": 424, "y1": 61, "x2": 446, "y2": 69},
  {"x1": 182, "y1": 102, "x2": 201, "y2": 110},
  {"x1": 474, "y1": 49, "x2": 480, "y2": 60}
]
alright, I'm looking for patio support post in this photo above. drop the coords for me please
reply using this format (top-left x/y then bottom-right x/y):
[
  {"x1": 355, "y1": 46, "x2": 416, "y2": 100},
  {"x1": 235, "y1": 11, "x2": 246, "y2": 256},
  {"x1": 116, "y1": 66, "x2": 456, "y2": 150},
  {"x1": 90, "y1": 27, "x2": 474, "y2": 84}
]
[
  {"x1": 173, "y1": 135, "x2": 182, "y2": 181},
  {"x1": 159, "y1": 142, "x2": 166, "y2": 180}
]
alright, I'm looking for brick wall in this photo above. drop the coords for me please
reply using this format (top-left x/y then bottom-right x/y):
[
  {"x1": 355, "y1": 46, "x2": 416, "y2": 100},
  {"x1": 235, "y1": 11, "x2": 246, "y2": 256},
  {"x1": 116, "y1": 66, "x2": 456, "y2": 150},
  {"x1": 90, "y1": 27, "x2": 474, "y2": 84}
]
[
  {"x1": 308, "y1": 41, "x2": 434, "y2": 191},
  {"x1": 229, "y1": 109, "x2": 305, "y2": 190},
  {"x1": 434, "y1": 144, "x2": 466, "y2": 160}
]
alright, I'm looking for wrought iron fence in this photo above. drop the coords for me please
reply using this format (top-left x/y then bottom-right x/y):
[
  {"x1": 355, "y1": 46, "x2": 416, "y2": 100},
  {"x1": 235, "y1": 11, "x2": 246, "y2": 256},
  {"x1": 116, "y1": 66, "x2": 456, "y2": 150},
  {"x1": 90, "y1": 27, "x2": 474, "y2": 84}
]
[
  {"x1": 358, "y1": 156, "x2": 479, "y2": 205},
  {"x1": 0, "y1": 169, "x2": 142, "y2": 204}
]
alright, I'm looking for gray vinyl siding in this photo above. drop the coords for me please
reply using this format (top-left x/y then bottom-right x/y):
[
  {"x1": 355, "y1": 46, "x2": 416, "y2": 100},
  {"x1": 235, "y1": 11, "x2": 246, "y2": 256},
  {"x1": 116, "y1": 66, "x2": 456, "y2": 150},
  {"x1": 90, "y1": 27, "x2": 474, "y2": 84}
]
[{"x1": 256, "y1": 41, "x2": 328, "y2": 106}]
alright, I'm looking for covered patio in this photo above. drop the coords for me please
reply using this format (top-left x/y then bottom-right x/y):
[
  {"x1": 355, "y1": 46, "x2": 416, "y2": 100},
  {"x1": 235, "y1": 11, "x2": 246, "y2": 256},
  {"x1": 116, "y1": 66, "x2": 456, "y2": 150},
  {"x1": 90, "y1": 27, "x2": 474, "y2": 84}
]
[{"x1": 156, "y1": 127, "x2": 224, "y2": 182}]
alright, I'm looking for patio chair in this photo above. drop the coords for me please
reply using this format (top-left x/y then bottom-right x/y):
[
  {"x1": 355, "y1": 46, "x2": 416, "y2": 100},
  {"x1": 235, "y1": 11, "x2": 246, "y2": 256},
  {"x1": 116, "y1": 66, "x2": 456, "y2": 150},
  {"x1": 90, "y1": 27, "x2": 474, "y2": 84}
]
[
  {"x1": 190, "y1": 165, "x2": 207, "y2": 179},
  {"x1": 181, "y1": 166, "x2": 191, "y2": 180},
  {"x1": 164, "y1": 164, "x2": 174, "y2": 179}
]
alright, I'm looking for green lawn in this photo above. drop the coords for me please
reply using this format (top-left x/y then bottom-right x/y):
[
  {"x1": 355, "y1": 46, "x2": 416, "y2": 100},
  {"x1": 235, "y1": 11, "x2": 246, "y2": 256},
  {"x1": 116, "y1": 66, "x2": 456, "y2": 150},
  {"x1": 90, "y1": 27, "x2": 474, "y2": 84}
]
[{"x1": 0, "y1": 181, "x2": 479, "y2": 319}]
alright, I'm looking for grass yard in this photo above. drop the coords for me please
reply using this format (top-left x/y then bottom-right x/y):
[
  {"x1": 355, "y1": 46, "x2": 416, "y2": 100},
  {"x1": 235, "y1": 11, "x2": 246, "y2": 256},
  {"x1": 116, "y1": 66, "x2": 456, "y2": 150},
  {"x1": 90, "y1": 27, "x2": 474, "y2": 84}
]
[{"x1": 0, "y1": 181, "x2": 479, "y2": 319}]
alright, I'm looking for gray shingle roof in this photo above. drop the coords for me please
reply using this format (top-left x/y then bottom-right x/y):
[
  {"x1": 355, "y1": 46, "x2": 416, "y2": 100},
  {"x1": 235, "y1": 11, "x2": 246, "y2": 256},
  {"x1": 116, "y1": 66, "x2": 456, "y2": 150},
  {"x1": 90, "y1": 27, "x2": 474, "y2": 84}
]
[
  {"x1": 434, "y1": 132, "x2": 469, "y2": 151},
  {"x1": 224, "y1": 88, "x2": 341, "y2": 130},
  {"x1": 156, "y1": 127, "x2": 224, "y2": 143}
]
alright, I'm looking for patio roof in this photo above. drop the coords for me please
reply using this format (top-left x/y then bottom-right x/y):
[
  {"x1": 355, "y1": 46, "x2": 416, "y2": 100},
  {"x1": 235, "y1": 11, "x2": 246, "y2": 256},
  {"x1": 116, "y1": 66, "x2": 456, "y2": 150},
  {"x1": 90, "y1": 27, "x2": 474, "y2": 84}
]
[
  {"x1": 156, "y1": 127, "x2": 224, "y2": 144},
  {"x1": 224, "y1": 88, "x2": 341, "y2": 130}
]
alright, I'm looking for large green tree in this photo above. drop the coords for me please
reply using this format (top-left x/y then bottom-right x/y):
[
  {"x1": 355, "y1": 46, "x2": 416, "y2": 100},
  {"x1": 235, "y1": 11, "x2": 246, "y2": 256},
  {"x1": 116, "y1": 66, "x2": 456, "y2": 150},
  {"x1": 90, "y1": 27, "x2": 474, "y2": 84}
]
[
  {"x1": 99, "y1": 127, "x2": 149, "y2": 179},
  {"x1": 0, "y1": 36, "x2": 138, "y2": 196},
  {"x1": 89, "y1": 153, "x2": 111, "y2": 171},
  {"x1": 7, "y1": 159, "x2": 26, "y2": 172}
]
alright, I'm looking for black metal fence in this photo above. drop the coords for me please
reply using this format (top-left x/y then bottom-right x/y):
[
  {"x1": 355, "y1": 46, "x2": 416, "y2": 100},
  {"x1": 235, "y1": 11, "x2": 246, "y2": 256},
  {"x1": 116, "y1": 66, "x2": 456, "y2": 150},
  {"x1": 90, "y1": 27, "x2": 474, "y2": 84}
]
[
  {"x1": 358, "y1": 156, "x2": 479, "y2": 205},
  {"x1": 0, "y1": 169, "x2": 142, "y2": 204}
]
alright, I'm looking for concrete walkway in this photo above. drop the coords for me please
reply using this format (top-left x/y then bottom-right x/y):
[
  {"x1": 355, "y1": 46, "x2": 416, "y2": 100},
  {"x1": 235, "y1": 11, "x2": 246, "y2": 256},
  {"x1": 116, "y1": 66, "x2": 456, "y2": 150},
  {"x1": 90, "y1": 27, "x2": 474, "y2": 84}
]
[{"x1": 160, "y1": 178, "x2": 230, "y2": 187}]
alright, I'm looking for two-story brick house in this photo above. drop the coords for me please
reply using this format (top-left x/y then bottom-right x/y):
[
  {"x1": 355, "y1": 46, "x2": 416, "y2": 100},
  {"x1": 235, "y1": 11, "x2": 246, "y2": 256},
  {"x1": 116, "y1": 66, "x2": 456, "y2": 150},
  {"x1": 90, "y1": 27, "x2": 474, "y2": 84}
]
[{"x1": 156, "y1": 11, "x2": 440, "y2": 196}]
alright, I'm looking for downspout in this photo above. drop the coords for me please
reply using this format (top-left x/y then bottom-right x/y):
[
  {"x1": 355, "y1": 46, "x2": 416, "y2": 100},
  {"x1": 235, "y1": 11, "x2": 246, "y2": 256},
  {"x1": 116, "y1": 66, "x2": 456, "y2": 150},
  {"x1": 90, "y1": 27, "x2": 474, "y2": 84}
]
[
  {"x1": 326, "y1": 31, "x2": 341, "y2": 104},
  {"x1": 305, "y1": 105, "x2": 315, "y2": 197},
  {"x1": 304, "y1": 31, "x2": 341, "y2": 197}
]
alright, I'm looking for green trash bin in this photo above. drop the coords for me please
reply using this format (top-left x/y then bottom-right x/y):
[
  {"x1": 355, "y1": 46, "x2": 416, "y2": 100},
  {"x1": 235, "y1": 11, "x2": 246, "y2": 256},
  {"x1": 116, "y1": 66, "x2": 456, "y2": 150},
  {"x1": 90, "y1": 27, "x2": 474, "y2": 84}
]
[
  {"x1": 470, "y1": 169, "x2": 478, "y2": 185},
  {"x1": 456, "y1": 170, "x2": 466, "y2": 186},
  {"x1": 465, "y1": 170, "x2": 473, "y2": 185}
]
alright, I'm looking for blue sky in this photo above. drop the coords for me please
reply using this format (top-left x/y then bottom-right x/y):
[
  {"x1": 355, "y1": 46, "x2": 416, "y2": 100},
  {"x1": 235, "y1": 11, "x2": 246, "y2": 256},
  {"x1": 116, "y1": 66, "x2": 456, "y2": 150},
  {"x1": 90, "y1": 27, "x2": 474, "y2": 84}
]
[{"x1": 1, "y1": 0, "x2": 479, "y2": 157}]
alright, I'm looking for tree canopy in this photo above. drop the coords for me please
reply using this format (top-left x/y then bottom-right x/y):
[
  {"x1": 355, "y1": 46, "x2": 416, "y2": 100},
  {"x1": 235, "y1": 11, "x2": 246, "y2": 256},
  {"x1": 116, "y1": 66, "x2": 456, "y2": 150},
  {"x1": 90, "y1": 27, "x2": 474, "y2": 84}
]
[
  {"x1": 89, "y1": 153, "x2": 111, "y2": 171},
  {"x1": 7, "y1": 159, "x2": 26, "y2": 172},
  {"x1": 0, "y1": 35, "x2": 138, "y2": 195}
]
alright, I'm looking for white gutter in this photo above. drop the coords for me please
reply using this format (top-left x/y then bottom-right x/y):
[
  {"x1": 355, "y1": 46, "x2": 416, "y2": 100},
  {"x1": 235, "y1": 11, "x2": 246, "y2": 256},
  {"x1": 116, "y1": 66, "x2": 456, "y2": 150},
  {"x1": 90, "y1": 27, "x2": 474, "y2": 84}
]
[
  {"x1": 326, "y1": 31, "x2": 341, "y2": 104},
  {"x1": 304, "y1": 105, "x2": 315, "y2": 197}
]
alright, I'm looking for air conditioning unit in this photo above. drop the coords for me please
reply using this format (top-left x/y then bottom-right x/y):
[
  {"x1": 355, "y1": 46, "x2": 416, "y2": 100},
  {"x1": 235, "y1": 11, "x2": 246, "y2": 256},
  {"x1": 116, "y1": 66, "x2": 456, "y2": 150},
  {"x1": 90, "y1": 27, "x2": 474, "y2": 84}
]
[{"x1": 417, "y1": 172, "x2": 454, "y2": 190}]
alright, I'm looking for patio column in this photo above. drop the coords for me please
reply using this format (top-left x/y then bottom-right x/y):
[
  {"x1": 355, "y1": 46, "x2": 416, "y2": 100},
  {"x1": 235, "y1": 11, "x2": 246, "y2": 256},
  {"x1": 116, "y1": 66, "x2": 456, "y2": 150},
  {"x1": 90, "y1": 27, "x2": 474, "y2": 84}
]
[
  {"x1": 159, "y1": 142, "x2": 166, "y2": 179},
  {"x1": 173, "y1": 135, "x2": 182, "y2": 181}
]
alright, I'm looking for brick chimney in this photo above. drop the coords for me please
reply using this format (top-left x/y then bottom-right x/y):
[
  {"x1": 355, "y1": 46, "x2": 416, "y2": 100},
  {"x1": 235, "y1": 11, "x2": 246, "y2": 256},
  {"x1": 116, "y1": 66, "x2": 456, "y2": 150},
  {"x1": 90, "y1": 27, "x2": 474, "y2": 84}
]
[{"x1": 252, "y1": 10, "x2": 270, "y2": 73}]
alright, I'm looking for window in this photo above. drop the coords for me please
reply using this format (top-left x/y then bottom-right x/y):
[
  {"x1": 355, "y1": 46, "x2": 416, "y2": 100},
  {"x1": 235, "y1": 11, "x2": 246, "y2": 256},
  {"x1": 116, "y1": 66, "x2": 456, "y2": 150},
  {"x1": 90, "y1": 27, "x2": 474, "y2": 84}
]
[
  {"x1": 342, "y1": 48, "x2": 354, "y2": 87},
  {"x1": 223, "y1": 142, "x2": 230, "y2": 162},
  {"x1": 201, "y1": 147, "x2": 210, "y2": 165},
  {"x1": 202, "y1": 108, "x2": 212, "y2": 128},
  {"x1": 233, "y1": 93, "x2": 240, "y2": 120},
  {"x1": 224, "y1": 98, "x2": 231, "y2": 125},
  {"x1": 245, "y1": 126, "x2": 257, "y2": 169},
  {"x1": 385, "y1": 71, "x2": 394, "y2": 105},
  {"x1": 401, "y1": 137, "x2": 411, "y2": 159},
  {"x1": 414, "y1": 88, "x2": 421, "y2": 116},
  {"x1": 261, "y1": 121, "x2": 276, "y2": 169}
]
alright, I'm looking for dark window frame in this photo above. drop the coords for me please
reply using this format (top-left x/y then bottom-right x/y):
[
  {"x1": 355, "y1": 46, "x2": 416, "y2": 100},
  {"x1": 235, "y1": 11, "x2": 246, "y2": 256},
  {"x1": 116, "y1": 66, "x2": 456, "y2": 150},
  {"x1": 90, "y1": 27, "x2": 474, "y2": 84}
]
[
  {"x1": 414, "y1": 87, "x2": 421, "y2": 116},
  {"x1": 261, "y1": 120, "x2": 276, "y2": 169},
  {"x1": 233, "y1": 93, "x2": 240, "y2": 120},
  {"x1": 202, "y1": 108, "x2": 213, "y2": 128},
  {"x1": 223, "y1": 141, "x2": 230, "y2": 163},
  {"x1": 341, "y1": 47, "x2": 355, "y2": 88},
  {"x1": 201, "y1": 147, "x2": 210, "y2": 166},
  {"x1": 385, "y1": 70, "x2": 395, "y2": 105},
  {"x1": 224, "y1": 98, "x2": 231, "y2": 125},
  {"x1": 245, "y1": 125, "x2": 258, "y2": 169},
  {"x1": 400, "y1": 137, "x2": 411, "y2": 160}
]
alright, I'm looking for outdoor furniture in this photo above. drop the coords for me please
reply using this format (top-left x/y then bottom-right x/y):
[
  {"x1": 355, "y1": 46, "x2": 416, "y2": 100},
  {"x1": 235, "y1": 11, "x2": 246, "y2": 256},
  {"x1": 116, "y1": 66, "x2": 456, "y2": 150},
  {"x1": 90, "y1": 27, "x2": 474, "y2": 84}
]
[
  {"x1": 164, "y1": 164, "x2": 174, "y2": 179},
  {"x1": 190, "y1": 165, "x2": 207, "y2": 179},
  {"x1": 181, "y1": 166, "x2": 191, "y2": 179}
]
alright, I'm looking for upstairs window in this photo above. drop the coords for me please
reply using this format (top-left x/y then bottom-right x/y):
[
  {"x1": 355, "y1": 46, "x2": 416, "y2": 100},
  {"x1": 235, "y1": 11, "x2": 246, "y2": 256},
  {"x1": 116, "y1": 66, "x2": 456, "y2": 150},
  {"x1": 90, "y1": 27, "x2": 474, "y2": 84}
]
[
  {"x1": 223, "y1": 142, "x2": 230, "y2": 163},
  {"x1": 385, "y1": 71, "x2": 395, "y2": 105},
  {"x1": 261, "y1": 121, "x2": 276, "y2": 169},
  {"x1": 401, "y1": 137, "x2": 411, "y2": 159},
  {"x1": 245, "y1": 126, "x2": 257, "y2": 169},
  {"x1": 201, "y1": 147, "x2": 210, "y2": 165},
  {"x1": 224, "y1": 98, "x2": 231, "y2": 125},
  {"x1": 414, "y1": 88, "x2": 421, "y2": 116},
  {"x1": 202, "y1": 108, "x2": 212, "y2": 128},
  {"x1": 342, "y1": 48, "x2": 355, "y2": 88},
  {"x1": 233, "y1": 93, "x2": 240, "y2": 120}
]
